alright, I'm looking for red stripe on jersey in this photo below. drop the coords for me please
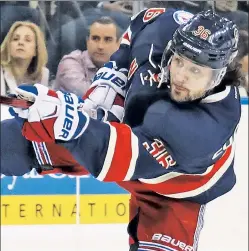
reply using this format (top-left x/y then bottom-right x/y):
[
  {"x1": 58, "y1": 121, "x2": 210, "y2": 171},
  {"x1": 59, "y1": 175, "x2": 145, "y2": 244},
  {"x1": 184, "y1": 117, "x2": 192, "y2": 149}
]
[
  {"x1": 40, "y1": 167, "x2": 89, "y2": 176},
  {"x1": 142, "y1": 145, "x2": 233, "y2": 195},
  {"x1": 37, "y1": 143, "x2": 48, "y2": 164},
  {"x1": 103, "y1": 123, "x2": 133, "y2": 181}
]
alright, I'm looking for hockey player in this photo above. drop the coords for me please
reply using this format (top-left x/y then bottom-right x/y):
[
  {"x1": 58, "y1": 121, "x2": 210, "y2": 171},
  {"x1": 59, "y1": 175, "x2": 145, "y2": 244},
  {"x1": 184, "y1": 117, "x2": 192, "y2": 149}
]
[{"x1": 1, "y1": 9, "x2": 244, "y2": 251}]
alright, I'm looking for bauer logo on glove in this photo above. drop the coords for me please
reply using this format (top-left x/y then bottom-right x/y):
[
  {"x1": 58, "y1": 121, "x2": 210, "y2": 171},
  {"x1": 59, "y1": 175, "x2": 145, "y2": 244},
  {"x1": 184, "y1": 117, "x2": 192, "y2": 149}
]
[
  {"x1": 10, "y1": 84, "x2": 89, "y2": 143},
  {"x1": 55, "y1": 92, "x2": 89, "y2": 140},
  {"x1": 92, "y1": 62, "x2": 128, "y2": 95}
]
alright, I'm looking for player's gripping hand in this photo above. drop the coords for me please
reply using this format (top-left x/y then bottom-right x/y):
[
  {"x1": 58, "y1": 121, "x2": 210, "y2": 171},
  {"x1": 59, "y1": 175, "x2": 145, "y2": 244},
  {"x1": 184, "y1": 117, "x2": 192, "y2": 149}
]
[
  {"x1": 91, "y1": 61, "x2": 127, "y2": 97},
  {"x1": 9, "y1": 84, "x2": 89, "y2": 143},
  {"x1": 82, "y1": 61, "x2": 127, "y2": 122}
]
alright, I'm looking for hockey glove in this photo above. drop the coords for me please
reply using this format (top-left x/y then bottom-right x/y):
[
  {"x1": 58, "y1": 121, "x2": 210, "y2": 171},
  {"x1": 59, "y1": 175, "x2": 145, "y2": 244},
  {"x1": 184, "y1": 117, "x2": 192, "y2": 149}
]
[
  {"x1": 91, "y1": 61, "x2": 127, "y2": 97},
  {"x1": 82, "y1": 61, "x2": 127, "y2": 122},
  {"x1": 9, "y1": 84, "x2": 89, "y2": 143}
]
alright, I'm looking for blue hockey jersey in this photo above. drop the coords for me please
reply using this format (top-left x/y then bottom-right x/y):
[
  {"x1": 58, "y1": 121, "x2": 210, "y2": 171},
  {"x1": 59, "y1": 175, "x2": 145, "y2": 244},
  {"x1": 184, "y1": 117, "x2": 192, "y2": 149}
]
[
  {"x1": 107, "y1": 8, "x2": 196, "y2": 125},
  {"x1": 61, "y1": 82, "x2": 241, "y2": 204},
  {"x1": 58, "y1": 8, "x2": 241, "y2": 204},
  {"x1": 110, "y1": 8, "x2": 194, "y2": 82}
]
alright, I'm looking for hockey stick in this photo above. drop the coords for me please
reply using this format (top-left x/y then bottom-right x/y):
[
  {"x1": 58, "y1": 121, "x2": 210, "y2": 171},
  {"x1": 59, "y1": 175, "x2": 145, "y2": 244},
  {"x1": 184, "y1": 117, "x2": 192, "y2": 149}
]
[{"x1": 0, "y1": 95, "x2": 33, "y2": 109}]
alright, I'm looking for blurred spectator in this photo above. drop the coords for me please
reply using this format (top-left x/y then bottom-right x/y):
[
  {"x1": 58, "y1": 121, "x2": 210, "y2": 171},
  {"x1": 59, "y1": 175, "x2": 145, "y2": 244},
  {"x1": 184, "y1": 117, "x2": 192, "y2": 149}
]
[
  {"x1": 46, "y1": 4, "x2": 130, "y2": 77},
  {"x1": 146, "y1": 1, "x2": 206, "y2": 14},
  {"x1": 214, "y1": 0, "x2": 238, "y2": 11},
  {"x1": 54, "y1": 16, "x2": 120, "y2": 97},
  {"x1": 1, "y1": 21, "x2": 49, "y2": 95},
  {"x1": 97, "y1": 1, "x2": 133, "y2": 15},
  {"x1": 46, "y1": 18, "x2": 89, "y2": 77},
  {"x1": 82, "y1": 6, "x2": 130, "y2": 32},
  {"x1": 0, "y1": 2, "x2": 40, "y2": 44},
  {"x1": 48, "y1": 1, "x2": 130, "y2": 35},
  {"x1": 235, "y1": 30, "x2": 249, "y2": 96},
  {"x1": 206, "y1": 1, "x2": 248, "y2": 31},
  {"x1": 0, "y1": 1, "x2": 30, "y2": 7},
  {"x1": 238, "y1": 1, "x2": 249, "y2": 12},
  {"x1": 147, "y1": 1, "x2": 248, "y2": 27}
]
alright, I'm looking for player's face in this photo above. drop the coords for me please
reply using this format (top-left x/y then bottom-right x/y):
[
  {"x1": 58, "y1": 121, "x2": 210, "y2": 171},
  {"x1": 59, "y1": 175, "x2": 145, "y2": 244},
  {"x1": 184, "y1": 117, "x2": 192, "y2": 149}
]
[
  {"x1": 10, "y1": 25, "x2": 36, "y2": 61},
  {"x1": 87, "y1": 23, "x2": 119, "y2": 68},
  {"x1": 170, "y1": 54, "x2": 213, "y2": 102}
]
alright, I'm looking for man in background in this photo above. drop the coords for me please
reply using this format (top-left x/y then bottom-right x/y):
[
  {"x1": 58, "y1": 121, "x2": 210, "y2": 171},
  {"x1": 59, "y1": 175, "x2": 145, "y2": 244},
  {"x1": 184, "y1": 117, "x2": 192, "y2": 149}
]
[{"x1": 54, "y1": 16, "x2": 120, "y2": 97}]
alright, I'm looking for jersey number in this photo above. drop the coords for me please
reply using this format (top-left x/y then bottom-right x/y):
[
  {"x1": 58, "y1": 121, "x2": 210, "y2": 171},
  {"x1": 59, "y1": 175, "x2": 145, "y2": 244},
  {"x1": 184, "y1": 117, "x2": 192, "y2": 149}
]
[
  {"x1": 143, "y1": 8, "x2": 165, "y2": 23},
  {"x1": 143, "y1": 139, "x2": 176, "y2": 169},
  {"x1": 192, "y1": 26, "x2": 211, "y2": 40}
]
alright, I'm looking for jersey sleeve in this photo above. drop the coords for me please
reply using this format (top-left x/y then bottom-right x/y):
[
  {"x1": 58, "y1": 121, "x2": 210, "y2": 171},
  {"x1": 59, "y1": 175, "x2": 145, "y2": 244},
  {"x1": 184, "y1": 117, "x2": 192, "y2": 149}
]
[
  {"x1": 60, "y1": 110, "x2": 236, "y2": 198},
  {"x1": 108, "y1": 8, "x2": 166, "y2": 71},
  {"x1": 0, "y1": 119, "x2": 36, "y2": 176},
  {"x1": 61, "y1": 86, "x2": 240, "y2": 204},
  {"x1": 61, "y1": 118, "x2": 168, "y2": 182}
]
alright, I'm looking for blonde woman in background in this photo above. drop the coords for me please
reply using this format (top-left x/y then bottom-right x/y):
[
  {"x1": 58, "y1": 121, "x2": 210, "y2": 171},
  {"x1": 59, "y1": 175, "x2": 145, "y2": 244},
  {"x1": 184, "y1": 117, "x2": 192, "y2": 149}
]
[{"x1": 1, "y1": 21, "x2": 49, "y2": 95}]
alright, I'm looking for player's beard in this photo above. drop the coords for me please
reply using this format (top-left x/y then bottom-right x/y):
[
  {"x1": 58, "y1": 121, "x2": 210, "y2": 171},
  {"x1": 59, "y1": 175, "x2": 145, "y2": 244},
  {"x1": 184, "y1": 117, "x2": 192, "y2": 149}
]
[{"x1": 170, "y1": 86, "x2": 206, "y2": 103}]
